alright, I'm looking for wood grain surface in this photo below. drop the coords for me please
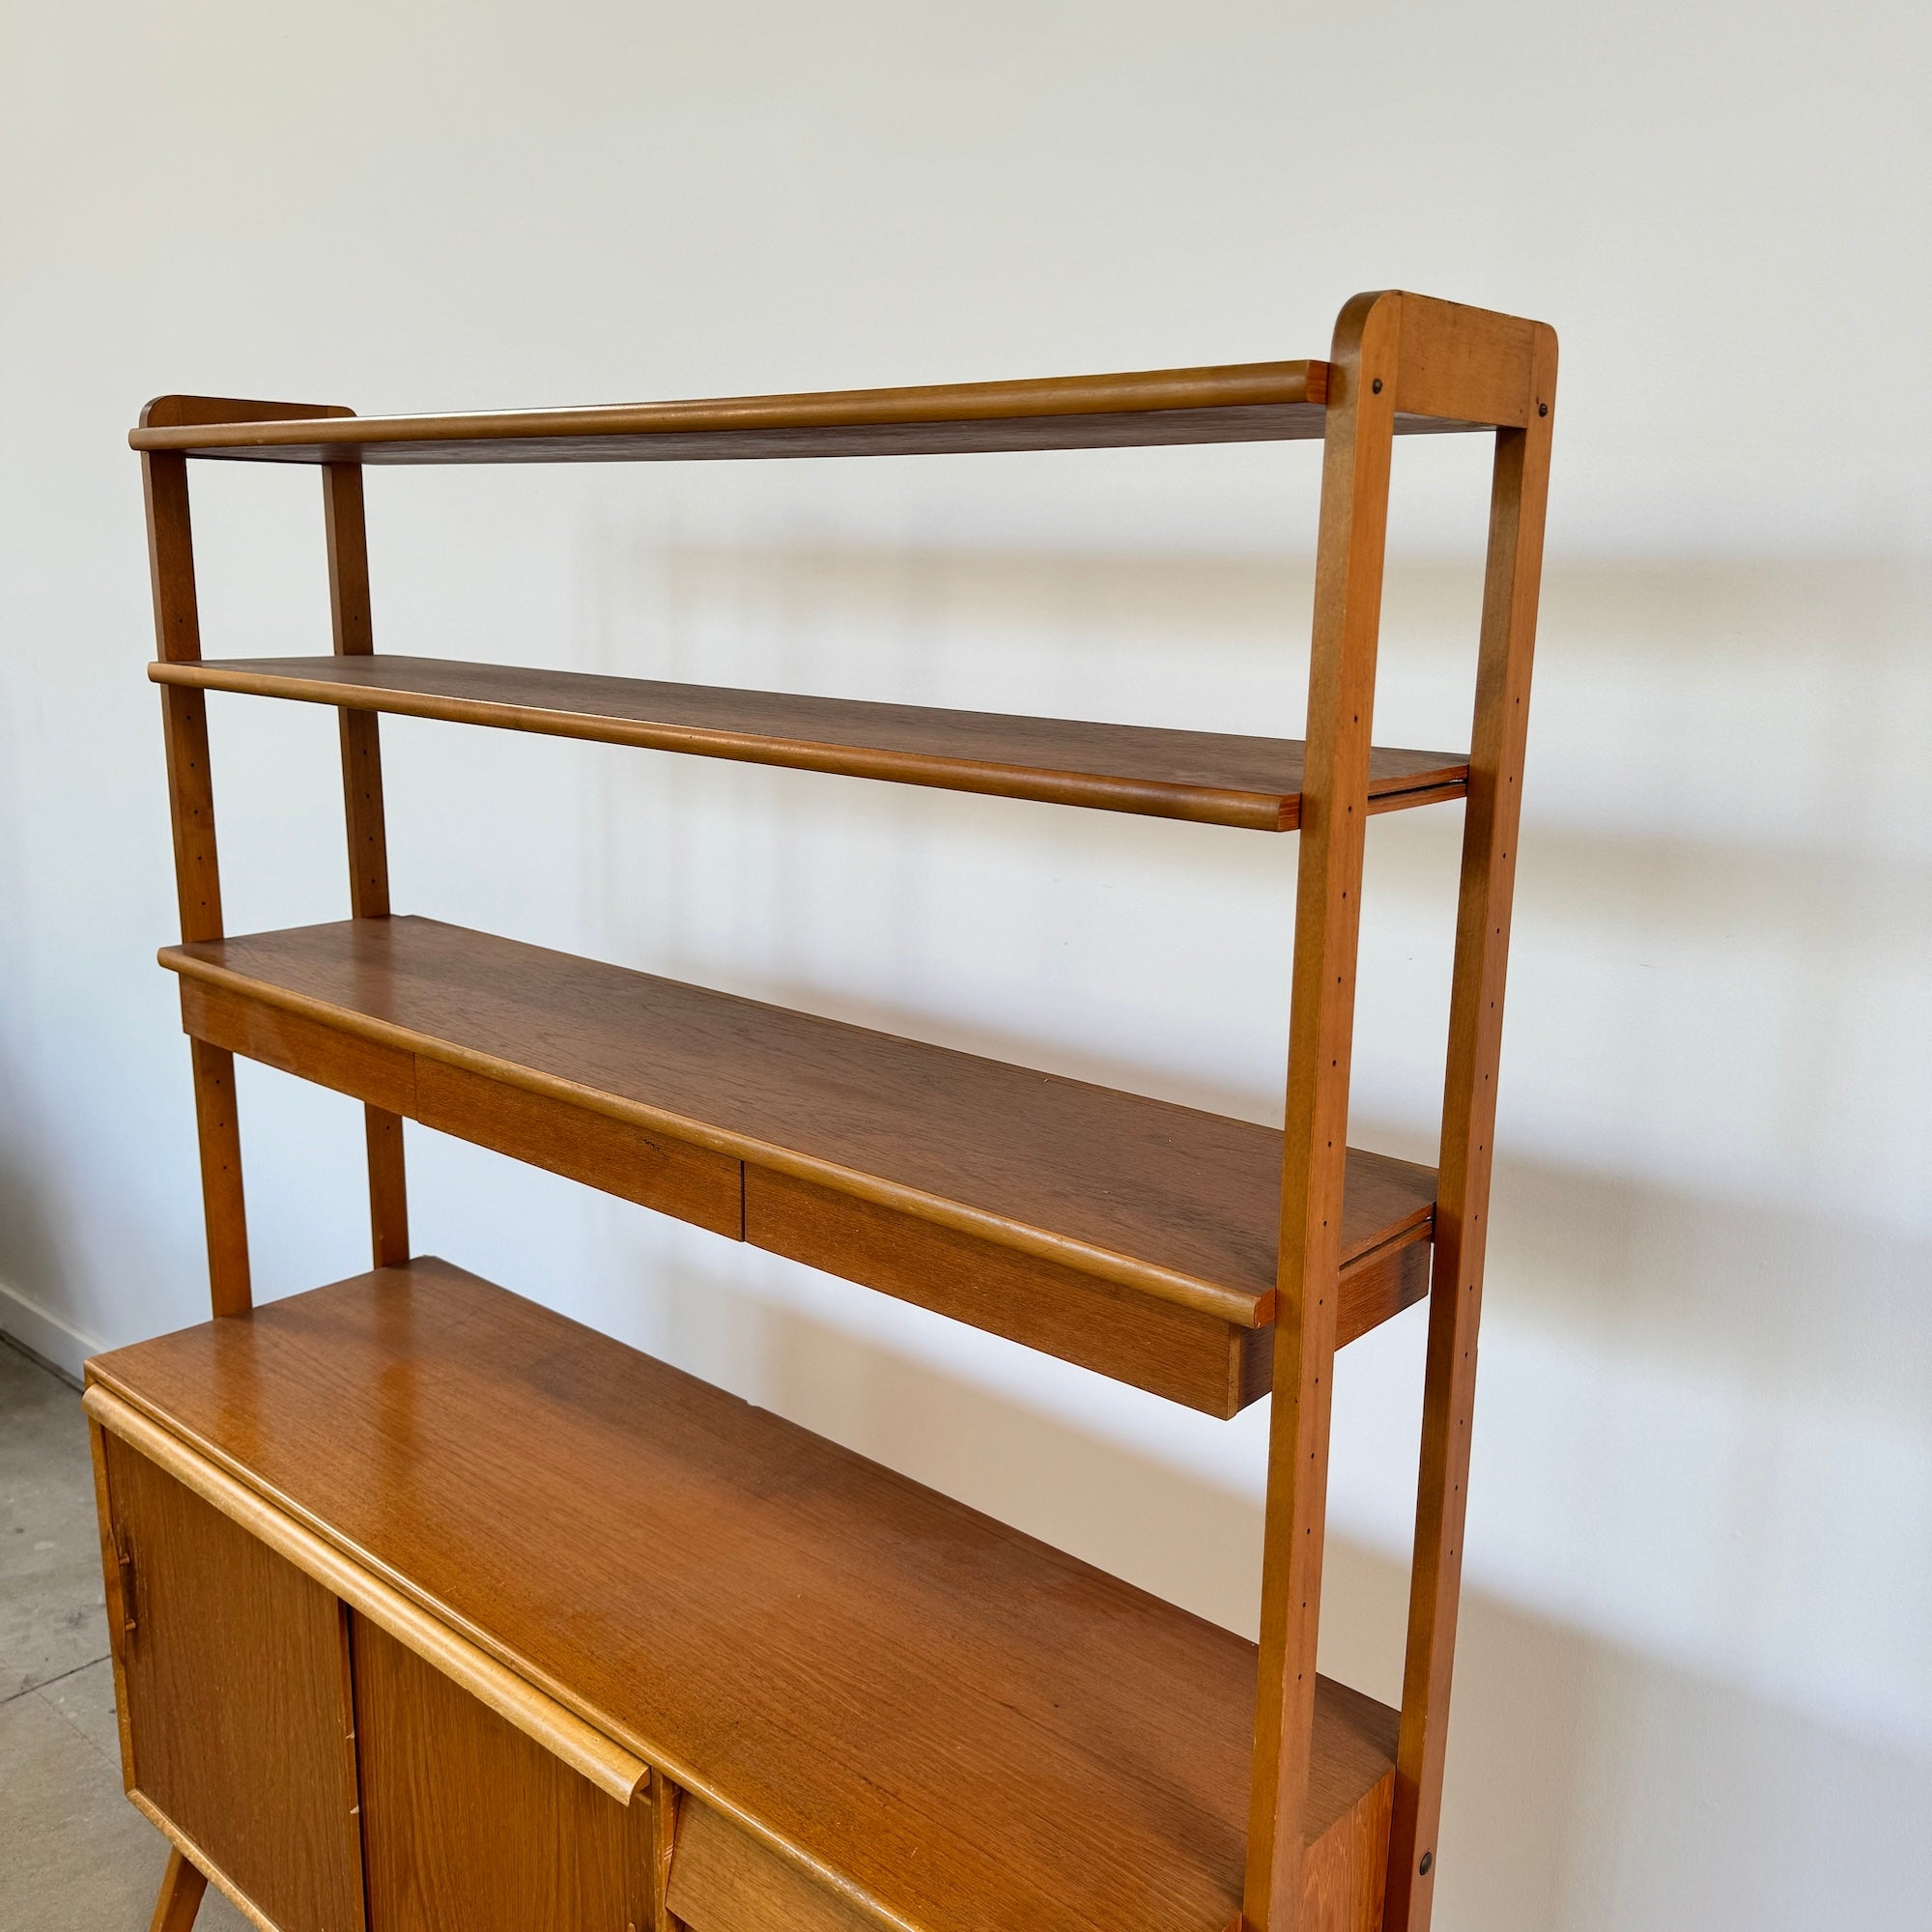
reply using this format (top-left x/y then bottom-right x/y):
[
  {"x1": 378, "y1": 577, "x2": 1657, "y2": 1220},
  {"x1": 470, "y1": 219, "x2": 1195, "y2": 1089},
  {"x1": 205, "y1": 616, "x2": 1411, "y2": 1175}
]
[
  {"x1": 101, "y1": 1435, "x2": 366, "y2": 1932},
  {"x1": 160, "y1": 916, "x2": 1436, "y2": 1330},
  {"x1": 668, "y1": 1800, "x2": 889, "y2": 1932},
  {"x1": 89, "y1": 1259, "x2": 1401, "y2": 1932},
  {"x1": 353, "y1": 1615, "x2": 652, "y2": 1932},
  {"x1": 88, "y1": 1381, "x2": 650, "y2": 1806},
  {"x1": 149, "y1": 655, "x2": 1469, "y2": 832}
]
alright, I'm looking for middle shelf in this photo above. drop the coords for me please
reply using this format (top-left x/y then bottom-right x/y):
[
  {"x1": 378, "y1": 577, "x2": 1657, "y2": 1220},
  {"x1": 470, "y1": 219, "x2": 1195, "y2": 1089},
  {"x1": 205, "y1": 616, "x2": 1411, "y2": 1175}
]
[
  {"x1": 163, "y1": 916, "x2": 1437, "y2": 1416},
  {"x1": 150, "y1": 653, "x2": 1471, "y2": 831}
]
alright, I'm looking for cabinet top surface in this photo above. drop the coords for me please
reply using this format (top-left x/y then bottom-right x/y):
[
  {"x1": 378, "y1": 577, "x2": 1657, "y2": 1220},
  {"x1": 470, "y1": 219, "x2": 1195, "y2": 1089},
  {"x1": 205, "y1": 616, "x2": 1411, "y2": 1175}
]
[{"x1": 89, "y1": 1259, "x2": 1398, "y2": 1932}]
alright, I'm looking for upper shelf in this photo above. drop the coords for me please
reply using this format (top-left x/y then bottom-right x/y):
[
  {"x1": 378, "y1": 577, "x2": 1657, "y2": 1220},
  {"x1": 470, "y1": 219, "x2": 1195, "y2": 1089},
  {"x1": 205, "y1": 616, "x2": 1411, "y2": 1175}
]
[
  {"x1": 128, "y1": 360, "x2": 1489, "y2": 465},
  {"x1": 152, "y1": 654, "x2": 1469, "y2": 832}
]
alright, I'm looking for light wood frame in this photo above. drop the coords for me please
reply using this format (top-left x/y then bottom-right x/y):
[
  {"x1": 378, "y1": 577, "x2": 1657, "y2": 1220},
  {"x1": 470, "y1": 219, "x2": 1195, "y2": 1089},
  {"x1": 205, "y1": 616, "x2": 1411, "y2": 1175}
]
[
  {"x1": 132, "y1": 292, "x2": 1555, "y2": 1932},
  {"x1": 1247, "y1": 294, "x2": 1555, "y2": 1931},
  {"x1": 141, "y1": 395, "x2": 408, "y2": 1292}
]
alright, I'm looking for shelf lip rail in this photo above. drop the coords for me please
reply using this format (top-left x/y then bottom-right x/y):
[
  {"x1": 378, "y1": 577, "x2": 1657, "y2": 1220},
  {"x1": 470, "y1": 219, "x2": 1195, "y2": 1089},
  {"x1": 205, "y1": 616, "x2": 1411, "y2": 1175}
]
[
  {"x1": 129, "y1": 358, "x2": 1503, "y2": 466},
  {"x1": 130, "y1": 360, "x2": 1327, "y2": 458}
]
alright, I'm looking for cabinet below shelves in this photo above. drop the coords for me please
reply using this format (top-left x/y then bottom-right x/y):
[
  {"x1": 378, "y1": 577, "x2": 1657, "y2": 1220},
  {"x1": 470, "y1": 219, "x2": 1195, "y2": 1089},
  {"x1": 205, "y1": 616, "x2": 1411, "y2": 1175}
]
[{"x1": 88, "y1": 1258, "x2": 1401, "y2": 1932}]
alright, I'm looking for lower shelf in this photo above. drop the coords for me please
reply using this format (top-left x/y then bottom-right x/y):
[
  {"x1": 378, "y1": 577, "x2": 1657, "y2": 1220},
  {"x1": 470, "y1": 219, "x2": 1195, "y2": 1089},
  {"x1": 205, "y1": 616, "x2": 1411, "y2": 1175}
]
[
  {"x1": 162, "y1": 915, "x2": 1437, "y2": 1416},
  {"x1": 88, "y1": 1258, "x2": 1399, "y2": 1932}
]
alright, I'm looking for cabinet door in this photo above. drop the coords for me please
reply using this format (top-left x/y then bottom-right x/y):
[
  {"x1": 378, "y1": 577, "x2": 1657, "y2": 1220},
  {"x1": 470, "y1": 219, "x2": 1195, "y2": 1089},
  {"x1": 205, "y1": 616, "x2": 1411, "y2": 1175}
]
[
  {"x1": 101, "y1": 1434, "x2": 366, "y2": 1932},
  {"x1": 351, "y1": 1615, "x2": 651, "y2": 1932}
]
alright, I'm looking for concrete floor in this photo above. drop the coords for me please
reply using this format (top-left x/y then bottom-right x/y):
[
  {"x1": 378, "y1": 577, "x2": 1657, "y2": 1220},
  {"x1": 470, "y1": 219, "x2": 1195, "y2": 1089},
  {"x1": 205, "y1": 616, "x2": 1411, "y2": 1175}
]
[{"x1": 1, "y1": 1336, "x2": 247, "y2": 1931}]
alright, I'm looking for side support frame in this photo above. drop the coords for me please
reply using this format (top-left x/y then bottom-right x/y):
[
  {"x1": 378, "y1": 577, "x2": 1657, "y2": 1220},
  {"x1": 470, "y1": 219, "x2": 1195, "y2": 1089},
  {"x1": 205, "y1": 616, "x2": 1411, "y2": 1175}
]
[
  {"x1": 1383, "y1": 324, "x2": 1556, "y2": 1931},
  {"x1": 1243, "y1": 296, "x2": 1555, "y2": 1932},
  {"x1": 141, "y1": 396, "x2": 410, "y2": 1313},
  {"x1": 139, "y1": 389, "x2": 410, "y2": 1932},
  {"x1": 142, "y1": 414, "x2": 248, "y2": 1319}
]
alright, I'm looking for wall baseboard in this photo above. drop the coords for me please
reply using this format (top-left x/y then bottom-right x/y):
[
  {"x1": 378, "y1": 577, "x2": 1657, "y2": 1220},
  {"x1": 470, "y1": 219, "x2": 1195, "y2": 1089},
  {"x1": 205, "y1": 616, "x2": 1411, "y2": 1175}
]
[{"x1": 0, "y1": 1279, "x2": 99, "y2": 1387}]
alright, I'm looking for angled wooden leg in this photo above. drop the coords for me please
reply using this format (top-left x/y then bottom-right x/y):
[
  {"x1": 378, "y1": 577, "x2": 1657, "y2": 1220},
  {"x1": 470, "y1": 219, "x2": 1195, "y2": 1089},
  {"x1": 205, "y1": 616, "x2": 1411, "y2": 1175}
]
[
  {"x1": 1382, "y1": 326, "x2": 1557, "y2": 1932},
  {"x1": 148, "y1": 1848, "x2": 208, "y2": 1932},
  {"x1": 324, "y1": 457, "x2": 411, "y2": 1269}
]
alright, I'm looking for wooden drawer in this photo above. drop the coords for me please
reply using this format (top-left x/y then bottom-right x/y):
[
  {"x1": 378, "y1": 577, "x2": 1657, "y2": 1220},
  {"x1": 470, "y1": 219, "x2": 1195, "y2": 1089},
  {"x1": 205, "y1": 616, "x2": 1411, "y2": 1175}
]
[
  {"x1": 183, "y1": 979, "x2": 414, "y2": 1116},
  {"x1": 414, "y1": 1058, "x2": 742, "y2": 1236},
  {"x1": 93, "y1": 1429, "x2": 367, "y2": 1932},
  {"x1": 746, "y1": 1165, "x2": 1267, "y2": 1417},
  {"x1": 668, "y1": 1800, "x2": 878, "y2": 1932},
  {"x1": 181, "y1": 975, "x2": 745, "y2": 1239}
]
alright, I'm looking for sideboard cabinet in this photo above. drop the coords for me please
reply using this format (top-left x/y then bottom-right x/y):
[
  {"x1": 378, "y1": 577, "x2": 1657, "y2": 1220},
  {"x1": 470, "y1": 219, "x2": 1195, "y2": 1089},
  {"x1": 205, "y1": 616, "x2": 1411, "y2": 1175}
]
[{"x1": 91, "y1": 289, "x2": 1556, "y2": 1932}]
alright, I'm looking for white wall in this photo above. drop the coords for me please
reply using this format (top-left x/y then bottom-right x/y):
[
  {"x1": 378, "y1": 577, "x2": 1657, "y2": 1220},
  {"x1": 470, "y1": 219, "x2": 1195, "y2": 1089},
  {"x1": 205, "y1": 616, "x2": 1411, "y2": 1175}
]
[{"x1": 3, "y1": 4, "x2": 1927, "y2": 1924}]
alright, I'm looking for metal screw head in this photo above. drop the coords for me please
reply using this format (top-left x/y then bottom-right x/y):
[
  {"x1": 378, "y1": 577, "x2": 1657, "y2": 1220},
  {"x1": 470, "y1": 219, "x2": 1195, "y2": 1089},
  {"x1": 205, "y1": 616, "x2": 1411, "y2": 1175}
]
[
  {"x1": 1419, "y1": 1852, "x2": 1434, "y2": 1877},
  {"x1": 1539, "y1": 403, "x2": 1548, "y2": 415},
  {"x1": 1372, "y1": 378, "x2": 1383, "y2": 394}
]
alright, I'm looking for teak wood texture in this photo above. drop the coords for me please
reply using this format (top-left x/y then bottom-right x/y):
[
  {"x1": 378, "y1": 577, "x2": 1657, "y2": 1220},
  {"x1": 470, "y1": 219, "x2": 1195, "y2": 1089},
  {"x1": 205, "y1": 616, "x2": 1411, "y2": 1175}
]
[
  {"x1": 86, "y1": 1378, "x2": 651, "y2": 1805},
  {"x1": 98, "y1": 1433, "x2": 366, "y2": 1932},
  {"x1": 149, "y1": 653, "x2": 1468, "y2": 832},
  {"x1": 88, "y1": 1258, "x2": 1401, "y2": 1932},
  {"x1": 117, "y1": 290, "x2": 1553, "y2": 1932},
  {"x1": 159, "y1": 914, "x2": 1438, "y2": 1415},
  {"x1": 352, "y1": 1616, "x2": 654, "y2": 1932}
]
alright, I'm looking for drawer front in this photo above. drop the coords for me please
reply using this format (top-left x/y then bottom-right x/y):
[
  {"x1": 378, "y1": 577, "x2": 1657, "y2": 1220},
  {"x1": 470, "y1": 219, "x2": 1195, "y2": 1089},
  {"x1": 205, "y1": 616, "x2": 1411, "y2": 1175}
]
[
  {"x1": 746, "y1": 1166, "x2": 1256, "y2": 1415},
  {"x1": 182, "y1": 980, "x2": 416, "y2": 1116},
  {"x1": 352, "y1": 1616, "x2": 651, "y2": 1932},
  {"x1": 99, "y1": 1434, "x2": 366, "y2": 1932},
  {"x1": 668, "y1": 1800, "x2": 879, "y2": 1932},
  {"x1": 415, "y1": 1059, "x2": 744, "y2": 1237},
  {"x1": 181, "y1": 979, "x2": 745, "y2": 1243}
]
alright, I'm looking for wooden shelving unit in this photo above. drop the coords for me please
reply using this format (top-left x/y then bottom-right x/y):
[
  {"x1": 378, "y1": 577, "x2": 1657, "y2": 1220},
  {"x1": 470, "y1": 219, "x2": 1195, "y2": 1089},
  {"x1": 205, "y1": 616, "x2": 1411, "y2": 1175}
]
[{"x1": 87, "y1": 290, "x2": 1556, "y2": 1932}]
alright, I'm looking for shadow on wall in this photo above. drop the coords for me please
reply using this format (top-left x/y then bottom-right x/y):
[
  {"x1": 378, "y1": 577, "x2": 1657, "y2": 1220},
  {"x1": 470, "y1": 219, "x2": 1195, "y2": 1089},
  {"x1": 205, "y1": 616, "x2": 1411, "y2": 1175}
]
[
  {"x1": 658, "y1": 1280, "x2": 1932, "y2": 1932},
  {"x1": 2, "y1": 516, "x2": 1920, "y2": 1925},
  {"x1": 557, "y1": 545, "x2": 1929, "y2": 1931}
]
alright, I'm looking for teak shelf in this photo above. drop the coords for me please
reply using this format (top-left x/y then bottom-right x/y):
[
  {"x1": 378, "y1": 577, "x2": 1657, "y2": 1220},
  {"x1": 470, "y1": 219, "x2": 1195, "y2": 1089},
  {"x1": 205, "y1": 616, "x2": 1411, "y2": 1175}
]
[
  {"x1": 90, "y1": 290, "x2": 1555, "y2": 1932},
  {"x1": 149, "y1": 655, "x2": 1470, "y2": 831}
]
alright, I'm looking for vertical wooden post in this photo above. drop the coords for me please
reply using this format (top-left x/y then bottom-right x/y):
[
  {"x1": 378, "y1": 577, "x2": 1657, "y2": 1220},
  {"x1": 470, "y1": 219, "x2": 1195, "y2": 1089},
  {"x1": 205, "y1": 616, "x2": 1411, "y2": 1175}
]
[
  {"x1": 323, "y1": 457, "x2": 410, "y2": 1268},
  {"x1": 1383, "y1": 327, "x2": 1556, "y2": 1930},
  {"x1": 1245, "y1": 291, "x2": 1403, "y2": 1932},
  {"x1": 142, "y1": 431, "x2": 251, "y2": 1317},
  {"x1": 147, "y1": 1847, "x2": 209, "y2": 1932}
]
